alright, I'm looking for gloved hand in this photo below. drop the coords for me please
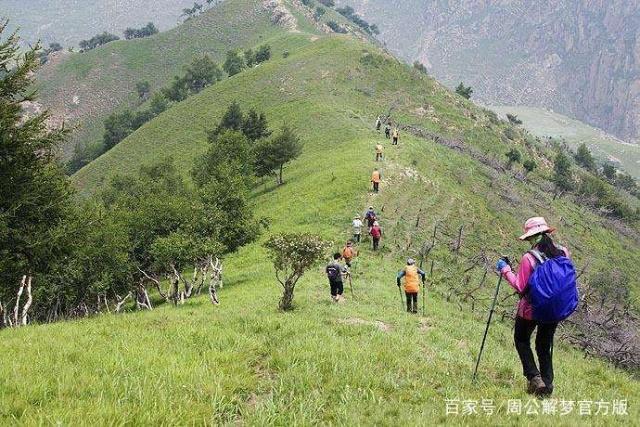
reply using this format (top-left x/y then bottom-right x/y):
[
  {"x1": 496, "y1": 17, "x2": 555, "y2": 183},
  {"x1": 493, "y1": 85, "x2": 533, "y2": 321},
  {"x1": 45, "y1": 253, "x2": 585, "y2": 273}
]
[{"x1": 496, "y1": 259, "x2": 509, "y2": 271}]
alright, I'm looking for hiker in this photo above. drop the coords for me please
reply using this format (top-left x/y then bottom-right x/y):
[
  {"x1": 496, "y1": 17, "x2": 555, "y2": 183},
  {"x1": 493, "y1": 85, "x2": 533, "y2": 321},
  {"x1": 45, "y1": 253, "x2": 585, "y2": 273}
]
[
  {"x1": 375, "y1": 143, "x2": 384, "y2": 161},
  {"x1": 370, "y1": 221, "x2": 382, "y2": 251},
  {"x1": 371, "y1": 168, "x2": 382, "y2": 193},
  {"x1": 364, "y1": 206, "x2": 377, "y2": 232},
  {"x1": 352, "y1": 215, "x2": 363, "y2": 243},
  {"x1": 496, "y1": 217, "x2": 577, "y2": 397},
  {"x1": 375, "y1": 116, "x2": 381, "y2": 131},
  {"x1": 392, "y1": 127, "x2": 399, "y2": 145},
  {"x1": 397, "y1": 258, "x2": 426, "y2": 313},
  {"x1": 326, "y1": 253, "x2": 348, "y2": 302},
  {"x1": 342, "y1": 240, "x2": 357, "y2": 267},
  {"x1": 384, "y1": 123, "x2": 391, "y2": 139}
]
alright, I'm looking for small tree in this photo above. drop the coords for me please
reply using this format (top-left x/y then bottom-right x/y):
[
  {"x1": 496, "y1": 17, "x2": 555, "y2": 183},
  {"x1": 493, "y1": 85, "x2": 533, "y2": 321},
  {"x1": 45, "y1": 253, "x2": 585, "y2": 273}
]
[
  {"x1": 254, "y1": 125, "x2": 302, "y2": 185},
  {"x1": 255, "y1": 44, "x2": 271, "y2": 63},
  {"x1": 182, "y1": 54, "x2": 222, "y2": 93},
  {"x1": 264, "y1": 233, "x2": 331, "y2": 311},
  {"x1": 242, "y1": 109, "x2": 271, "y2": 141},
  {"x1": 223, "y1": 50, "x2": 245, "y2": 76},
  {"x1": 506, "y1": 113, "x2": 522, "y2": 125},
  {"x1": 575, "y1": 142, "x2": 596, "y2": 171},
  {"x1": 135, "y1": 81, "x2": 151, "y2": 100},
  {"x1": 552, "y1": 151, "x2": 574, "y2": 197},
  {"x1": 314, "y1": 6, "x2": 326, "y2": 21},
  {"x1": 149, "y1": 92, "x2": 169, "y2": 115},
  {"x1": 602, "y1": 164, "x2": 616, "y2": 181},
  {"x1": 213, "y1": 101, "x2": 244, "y2": 136},
  {"x1": 455, "y1": 82, "x2": 473, "y2": 99},
  {"x1": 413, "y1": 61, "x2": 428, "y2": 74},
  {"x1": 244, "y1": 48, "x2": 255, "y2": 67},
  {"x1": 523, "y1": 159, "x2": 537, "y2": 175},
  {"x1": 505, "y1": 148, "x2": 521, "y2": 169}
]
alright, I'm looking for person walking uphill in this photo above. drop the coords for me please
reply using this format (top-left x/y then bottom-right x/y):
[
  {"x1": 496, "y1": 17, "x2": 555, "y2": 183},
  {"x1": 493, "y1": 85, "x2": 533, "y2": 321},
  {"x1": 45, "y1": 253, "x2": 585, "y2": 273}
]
[
  {"x1": 384, "y1": 123, "x2": 391, "y2": 139},
  {"x1": 375, "y1": 143, "x2": 384, "y2": 161},
  {"x1": 370, "y1": 221, "x2": 382, "y2": 251},
  {"x1": 397, "y1": 258, "x2": 426, "y2": 313},
  {"x1": 352, "y1": 215, "x2": 363, "y2": 243},
  {"x1": 342, "y1": 240, "x2": 357, "y2": 267},
  {"x1": 371, "y1": 168, "x2": 382, "y2": 193},
  {"x1": 326, "y1": 253, "x2": 348, "y2": 302},
  {"x1": 392, "y1": 127, "x2": 399, "y2": 145},
  {"x1": 496, "y1": 217, "x2": 578, "y2": 397}
]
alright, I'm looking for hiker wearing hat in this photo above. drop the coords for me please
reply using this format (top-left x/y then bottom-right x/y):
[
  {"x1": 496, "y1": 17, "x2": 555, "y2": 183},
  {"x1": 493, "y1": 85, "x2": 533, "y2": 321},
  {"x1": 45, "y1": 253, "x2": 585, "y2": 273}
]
[
  {"x1": 375, "y1": 116, "x2": 382, "y2": 131},
  {"x1": 375, "y1": 143, "x2": 384, "y2": 161},
  {"x1": 342, "y1": 240, "x2": 357, "y2": 268},
  {"x1": 364, "y1": 206, "x2": 377, "y2": 232},
  {"x1": 371, "y1": 168, "x2": 382, "y2": 193},
  {"x1": 352, "y1": 215, "x2": 363, "y2": 243},
  {"x1": 397, "y1": 258, "x2": 426, "y2": 313},
  {"x1": 370, "y1": 221, "x2": 382, "y2": 251},
  {"x1": 496, "y1": 217, "x2": 578, "y2": 397}
]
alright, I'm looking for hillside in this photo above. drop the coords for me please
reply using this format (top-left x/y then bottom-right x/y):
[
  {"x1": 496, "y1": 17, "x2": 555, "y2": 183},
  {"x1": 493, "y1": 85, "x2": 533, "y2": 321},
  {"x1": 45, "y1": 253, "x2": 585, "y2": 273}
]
[
  {"x1": 339, "y1": 0, "x2": 640, "y2": 145},
  {"x1": 33, "y1": 0, "x2": 284, "y2": 159},
  {"x1": 2, "y1": 0, "x2": 639, "y2": 424},
  {"x1": 1, "y1": 0, "x2": 196, "y2": 47},
  {"x1": 490, "y1": 106, "x2": 640, "y2": 179}
]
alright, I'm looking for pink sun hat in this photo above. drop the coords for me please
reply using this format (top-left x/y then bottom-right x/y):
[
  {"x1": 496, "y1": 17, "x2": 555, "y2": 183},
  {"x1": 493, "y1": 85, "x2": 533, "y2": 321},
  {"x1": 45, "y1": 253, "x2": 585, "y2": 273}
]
[{"x1": 519, "y1": 217, "x2": 556, "y2": 240}]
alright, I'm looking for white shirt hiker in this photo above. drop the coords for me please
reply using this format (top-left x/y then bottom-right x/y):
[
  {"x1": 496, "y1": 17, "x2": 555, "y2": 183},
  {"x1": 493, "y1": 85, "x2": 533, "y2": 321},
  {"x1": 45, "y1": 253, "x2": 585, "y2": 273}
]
[{"x1": 352, "y1": 219, "x2": 363, "y2": 235}]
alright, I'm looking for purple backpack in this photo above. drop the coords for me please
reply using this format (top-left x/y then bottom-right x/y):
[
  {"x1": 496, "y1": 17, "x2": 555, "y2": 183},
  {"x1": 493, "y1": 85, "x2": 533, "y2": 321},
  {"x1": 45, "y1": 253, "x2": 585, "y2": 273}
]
[{"x1": 527, "y1": 249, "x2": 579, "y2": 323}]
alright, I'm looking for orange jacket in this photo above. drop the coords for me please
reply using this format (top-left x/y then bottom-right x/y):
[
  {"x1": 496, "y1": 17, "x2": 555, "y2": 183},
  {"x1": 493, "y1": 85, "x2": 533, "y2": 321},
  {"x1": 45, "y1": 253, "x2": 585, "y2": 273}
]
[
  {"x1": 371, "y1": 170, "x2": 381, "y2": 183},
  {"x1": 342, "y1": 246, "x2": 355, "y2": 260}
]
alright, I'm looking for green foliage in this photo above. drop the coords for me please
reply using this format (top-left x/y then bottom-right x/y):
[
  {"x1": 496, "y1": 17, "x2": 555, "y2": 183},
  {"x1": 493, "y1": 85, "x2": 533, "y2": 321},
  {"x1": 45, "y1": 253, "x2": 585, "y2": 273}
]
[
  {"x1": 523, "y1": 159, "x2": 537, "y2": 174},
  {"x1": 413, "y1": 61, "x2": 428, "y2": 74},
  {"x1": 506, "y1": 113, "x2": 522, "y2": 125},
  {"x1": 264, "y1": 233, "x2": 331, "y2": 310},
  {"x1": 223, "y1": 50, "x2": 245, "y2": 76},
  {"x1": 575, "y1": 143, "x2": 596, "y2": 171},
  {"x1": 242, "y1": 109, "x2": 271, "y2": 142},
  {"x1": 254, "y1": 125, "x2": 303, "y2": 185},
  {"x1": 505, "y1": 148, "x2": 521, "y2": 168},
  {"x1": 577, "y1": 174, "x2": 639, "y2": 220},
  {"x1": 552, "y1": 151, "x2": 574, "y2": 194},
  {"x1": 192, "y1": 130, "x2": 253, "y2": 187},
  {"x1": 244, "y1": 48, "x2": 255, "y2": 67},
  {"x1": 254, "y1": 44, "x2": 271, "y2": 63},
  {"x1": 135, "y1": 81, "x2": 151, "y2": 100},
  {"x1": 602, "y1": 163, "x2": 616, "y2": 181},
  {"x1": 318, "y1": 0, "x2": 334, "y2": 6},
  {"x1": 314, "y1": 6, "x2": 326, "y2": 21},
  {"x1": 149, "y1": 92, "x2": 169, "y2": 115},
  {"x1": 615, "y1": 173, "x2": 639, "y2": 196},
  {"x1": 163, "y1": 54, "x2": 222, "y2": 101},
  {"x1": 79, "y1": 32, "x2": 119, "y2": 52},
  {"x1": 213, "y1": 101, "x2": 244, "y2": 135},
  {"x1": 301, "y1": 0, "x2": 314, "y2": 5},
  {"x1": 327, "y1": 21, "x2": 347, "y2": 34},
  {"x1": 103, "y1": 109, "x2": 135, "y2": 151},
  {"x1": 455, "y1": 82, "x2": 473, "y2": 99},
  {"x1": 336, "y1": 5, "x2": 377, "y2": 34},
  {"x1": 124, "y1": 22, "x2": 158, "y2": 40}
]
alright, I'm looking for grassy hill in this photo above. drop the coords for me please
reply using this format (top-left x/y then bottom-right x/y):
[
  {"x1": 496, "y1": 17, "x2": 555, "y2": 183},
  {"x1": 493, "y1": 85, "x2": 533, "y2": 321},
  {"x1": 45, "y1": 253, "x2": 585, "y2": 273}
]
[
  {"x1": 490, "y1": 106, "x2": 640, "y2": 179},
  {"x1": 2, "y1": 0, "x2": 639, "y2": 424}
]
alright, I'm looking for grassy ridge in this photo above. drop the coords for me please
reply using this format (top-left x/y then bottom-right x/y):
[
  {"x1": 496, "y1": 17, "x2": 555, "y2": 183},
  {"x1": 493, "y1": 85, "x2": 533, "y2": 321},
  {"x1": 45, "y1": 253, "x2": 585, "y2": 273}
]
[{"x1": 2, "y1": 1, "x2": 638, "y2": 424}]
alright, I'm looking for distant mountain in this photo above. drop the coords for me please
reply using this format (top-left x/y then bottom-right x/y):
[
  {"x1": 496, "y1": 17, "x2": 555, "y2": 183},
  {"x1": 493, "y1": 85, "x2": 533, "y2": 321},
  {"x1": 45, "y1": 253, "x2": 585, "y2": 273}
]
[
  {"x1": 339, "y1": 0, "x2": 640, "y2": 145},
  {"x1": 2, "y1": 0, "x2": 198, "y2": 47}
]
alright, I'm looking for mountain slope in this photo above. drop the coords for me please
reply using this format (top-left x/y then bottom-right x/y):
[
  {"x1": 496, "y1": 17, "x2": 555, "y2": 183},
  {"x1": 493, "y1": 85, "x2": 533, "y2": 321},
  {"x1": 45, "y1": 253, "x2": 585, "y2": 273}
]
[
  {"x1": 34, "y1": 0, "x2": 285, "y2": 158},
  {"x1": 2, "y1": 1, "x2": 639, "y2": 424},
  {"x1": 491, "y1": 106, "x2": 640, "y2": 179},
  {"x1": 340, "y1": 0, "x2": 640, "y2": 145}
]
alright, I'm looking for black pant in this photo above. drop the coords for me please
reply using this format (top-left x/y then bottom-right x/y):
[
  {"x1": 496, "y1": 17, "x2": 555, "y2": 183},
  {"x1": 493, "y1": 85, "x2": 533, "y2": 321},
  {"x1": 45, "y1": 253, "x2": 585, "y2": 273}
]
[
  {"x1": 514, "y1": 316, "x2": 558, "y2": 389},
  {"x1": 353, "y1": 233, "x2": 360, "y2": 243},
  {"x1": 372, "y1": 237, "x2": 380, "y2": 250},
  {"x1": 385, "y1": 130, "x2": 390, "y2": 138},
  {"x1": 376, "y1": 153, "x2": 383, "y2": 161},
  {"x1": 392, "y1": 137, "x2": 398, "y2": 145},
  {"x1": 405, "y1": 292, "x2": 418, "y2": 312},
  {"x1": 373, "y1": 182, "x2": 379, "y2": 192},
  {"x1": 329, "y1": 280, "x2": 343, "y2": 297}
]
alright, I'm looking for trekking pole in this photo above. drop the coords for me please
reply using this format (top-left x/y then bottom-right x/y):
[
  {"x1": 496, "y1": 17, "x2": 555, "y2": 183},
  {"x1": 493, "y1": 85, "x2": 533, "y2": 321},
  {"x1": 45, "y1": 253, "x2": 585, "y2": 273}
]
[
  {"x1": 398, "y1": 286, "x2": 404, "y2": 311},
  {"x1": 472, "y1": 274, "x2": 503, "y2": 382}
]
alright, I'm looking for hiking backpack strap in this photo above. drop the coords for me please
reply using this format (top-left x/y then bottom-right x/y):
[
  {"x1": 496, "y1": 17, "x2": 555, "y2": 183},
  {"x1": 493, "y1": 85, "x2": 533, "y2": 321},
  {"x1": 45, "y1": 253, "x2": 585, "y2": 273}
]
[{"x1": 527, "y1": 249, "x2": 547, "y2": 269}]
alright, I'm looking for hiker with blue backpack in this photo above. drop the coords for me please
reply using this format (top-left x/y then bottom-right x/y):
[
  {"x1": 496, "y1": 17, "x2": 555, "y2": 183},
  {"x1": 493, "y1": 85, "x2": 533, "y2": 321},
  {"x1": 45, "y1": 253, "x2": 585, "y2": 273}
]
[{"x1": 496, "y1": 217, "x2": 578, "y2": 397}]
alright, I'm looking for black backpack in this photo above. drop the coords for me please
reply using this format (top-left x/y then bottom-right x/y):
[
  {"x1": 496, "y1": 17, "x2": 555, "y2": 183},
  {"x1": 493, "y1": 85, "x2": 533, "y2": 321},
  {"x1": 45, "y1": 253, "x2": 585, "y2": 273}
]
[{"x1": 327, "y1": 265, "x2": 341, "y2": 281}]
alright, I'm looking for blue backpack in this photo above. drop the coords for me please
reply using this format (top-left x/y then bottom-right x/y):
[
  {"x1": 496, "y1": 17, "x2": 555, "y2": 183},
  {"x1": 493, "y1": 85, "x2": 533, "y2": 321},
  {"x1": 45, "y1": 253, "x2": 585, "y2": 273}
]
[{"x1": 527, "y1": 249, "x2": 579, "y2": 323}]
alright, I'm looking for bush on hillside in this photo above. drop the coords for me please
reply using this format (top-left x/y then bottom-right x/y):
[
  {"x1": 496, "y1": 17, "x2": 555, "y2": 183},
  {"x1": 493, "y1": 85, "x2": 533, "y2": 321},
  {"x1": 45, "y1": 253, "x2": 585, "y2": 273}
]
[
  {"x1": 223, "y1": 50, "x2": 245, "y2": 76},
  {"x1": 124, "y1": 22, "x2": 158, "y2": 40},
  {"x1": 264, "y1": 233, "x2": 331, "y2": 311},
  {"x1": 327, "y1": 21, "x2": 347, "y2": 33},
  {"x1": 211, "y1": 102, "x2": 271, "y2": 142},
  {"x1": 253, "y1": 125, "x2": 302, "y2": 185},
  {"x1": 552, "y1": 151, "x2": 574, "y2": 197},
  {"x1": 136, "y1": 81, "x2": 151, "y2": 100},
  {"x1": 602, "y1": 163, "x2": 616, "y2": 181},
  {"x1": 506, "y1": 113, "x2": 522, "y2": 125},
  {"x1": 575, "y1": 143, "x2": 596, "y2": 172},
  {"x1": 505, "y1": 148, "x2": 521, "y2": 169},
  {"x1": 523, "y1": 159, "x2": 537, "y2": 174},
  {"x1": 79, "y1": 32, "x2": 120, "y2": 52},
  {"x1": 455, "y1": 82, "x2": 473, "y2": 99},
  {"x1": 413, "y1": 61, "x2": 428, "y2": 75},
  {"x1": 318, "y1": 0, "x2": 334, "y2": 6},
  {"x1": 314, "y1": 6, "x2": 326, "y2": 21}
]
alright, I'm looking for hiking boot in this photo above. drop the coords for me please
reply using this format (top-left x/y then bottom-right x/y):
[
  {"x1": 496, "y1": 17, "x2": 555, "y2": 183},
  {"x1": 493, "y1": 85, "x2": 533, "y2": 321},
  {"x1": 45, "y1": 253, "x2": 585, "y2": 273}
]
[{"x1": 527, "y1": 375, "x2": 546, "y2": 395}]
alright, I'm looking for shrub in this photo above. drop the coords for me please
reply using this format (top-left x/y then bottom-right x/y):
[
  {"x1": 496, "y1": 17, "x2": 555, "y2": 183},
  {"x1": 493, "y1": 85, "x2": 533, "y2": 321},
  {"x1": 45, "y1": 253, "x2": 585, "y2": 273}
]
[
  {"x1": 455, "y1": 82, "x2": 473, "y2": 99},
  {"x1": 318, "y1": 0, "x2": 334, "y2": 6},
  {"x1": 327, "y1": 21, "x2": 347, "y2": 33},
  {"x1": 79, "y1": 32, "x2": 119, "y2": 51},
  {"x1": 413, "y1": 61, "x2": 428, "y2": 74},
  {"x1": 264, "y1": 233, "x2": 331, "y2": 310},
  {"x1": 505, "y1": 148, "x2": 521, "y2": 169},
  {"x1": 223, "y1": 50, "x2": 245, "y2": 76},
  {"x1": 506, "y1": 113, "x2": 522, "y2": 125},
  {"x1": 523, "y1": 159, "x2": 537, "y2": 174},
  {"x1": 575, "y1": 143, "x2": 596, "y2": 171}
]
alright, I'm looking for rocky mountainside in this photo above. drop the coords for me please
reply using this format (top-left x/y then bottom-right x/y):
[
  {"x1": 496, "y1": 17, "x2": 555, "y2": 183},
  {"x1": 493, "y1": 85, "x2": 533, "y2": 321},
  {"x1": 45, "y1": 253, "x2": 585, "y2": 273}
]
[{"x1": 340, "y1": 0, "x2": 640, "y2": 144}]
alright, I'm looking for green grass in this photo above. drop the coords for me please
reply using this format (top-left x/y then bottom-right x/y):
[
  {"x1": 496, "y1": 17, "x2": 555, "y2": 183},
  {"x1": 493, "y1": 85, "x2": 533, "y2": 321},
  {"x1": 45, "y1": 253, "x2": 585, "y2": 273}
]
[
  {"x1": 2, "y1": 1, "x2": 639, "y2": 424},
  {"x1": 490, "y1": 106, "x2": 640, "y2": 179}
]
